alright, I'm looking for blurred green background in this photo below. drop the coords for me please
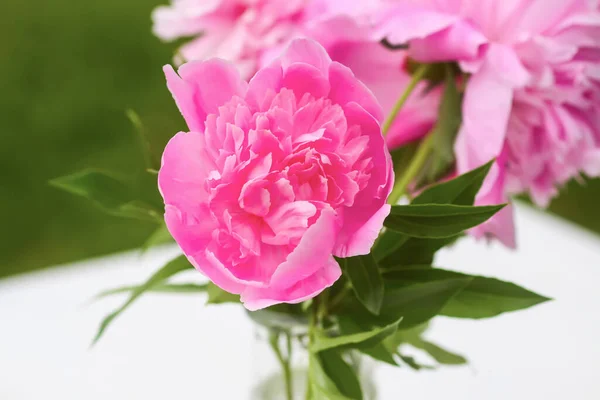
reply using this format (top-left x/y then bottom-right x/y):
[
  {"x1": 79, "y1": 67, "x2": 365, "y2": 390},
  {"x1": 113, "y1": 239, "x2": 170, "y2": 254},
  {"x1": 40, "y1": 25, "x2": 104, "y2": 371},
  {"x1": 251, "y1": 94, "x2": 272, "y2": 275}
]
[{"x1": 1, "y1": 0, "x2": 599, "y2": 279}]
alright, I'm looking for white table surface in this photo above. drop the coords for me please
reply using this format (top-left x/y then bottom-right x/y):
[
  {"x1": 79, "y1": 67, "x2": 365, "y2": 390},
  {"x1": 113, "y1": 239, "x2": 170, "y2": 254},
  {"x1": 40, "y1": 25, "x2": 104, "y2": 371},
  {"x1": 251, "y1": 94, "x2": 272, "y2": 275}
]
[{"x1": 1, "y1": 203, "x2": 600, "y2": 400}]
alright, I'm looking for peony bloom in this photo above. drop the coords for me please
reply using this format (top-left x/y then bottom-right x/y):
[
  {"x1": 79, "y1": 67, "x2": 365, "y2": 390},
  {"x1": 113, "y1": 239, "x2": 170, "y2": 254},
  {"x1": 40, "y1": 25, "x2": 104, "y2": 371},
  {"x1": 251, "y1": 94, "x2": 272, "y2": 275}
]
[
  {"x1": 152, "y1": 0, "x2": 313, "y2": 77},
  {"x1": 327, "y1": 41, "x2": 441, "y2": 150},
  {"x1": 152, "y1": 0, "x2": 438, "y2": 150},
  {"x1": 377, "y1": 0, "x2": 600, "y2": 246},
  {"x1": 158, "y1": 39, "x2": 393, "y2": 310}
]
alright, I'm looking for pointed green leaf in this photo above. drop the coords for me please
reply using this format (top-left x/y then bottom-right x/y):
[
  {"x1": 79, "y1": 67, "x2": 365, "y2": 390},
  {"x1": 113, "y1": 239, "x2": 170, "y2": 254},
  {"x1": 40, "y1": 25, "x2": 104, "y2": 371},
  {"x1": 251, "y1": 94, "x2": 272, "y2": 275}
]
[
  {"x1": 319, "y1": 351, "x2": 363, "y2": 400},
  {"x1": 383, "y1": 266, "x2": 551, "y2": 319},
  {"x1": 341, "y1": 254, "x2": 384, "y2": 315},
  {"x1": 411, "y1": 339, "x2": 467, "y2": 365},
  {"x1": 248, "y1": 304, "x2": 308, "y2": 331},
  {"x1": 414, "y1": 160, "x2": 494, "y2": 206},
  {"x1": 126, "y1": 109, "x2": 154, "y2": 171},
  {"x1": 442, "y1": 277, "x2": 551, "y2": 319},
  {"x1": 384, "y1": 204, "x2": 505, "y2": 238},
  {"x1": 337, "y1": 317, "x2": 398, "y2": 366},
  {"x1": 385, "y1": 323, "x2": 467, "y2": 366},
  {"x1": 92, "y1": 255, "x2": 193, "y2": 344},
  {"x1": 360, "y1": 344, "x2": 399, "y2": 366},
  {"x1": 380, "y1": 278, "x2": 472, "y2": 329},
  {"x1": 372, "y1": 230, "x2": 409, "y2": 262},
  {"x1": 398, "y1": 354, "x2": 434, "y2": 370},
  {"x1": 50, "y1": 169, "x2": 162, "y2": 222},
  {"x1": 378, "y1": 236, "x2": 460, "y2": 267},
  {"x1": 96, "y1": 282, "x2": 208, "y2": 298},
  {"x1": 311, "y1": 319, "x2": 401, "y2": 353},
  {"x1": 308, "y1": 353, "x2": 354, "y2": 400}
]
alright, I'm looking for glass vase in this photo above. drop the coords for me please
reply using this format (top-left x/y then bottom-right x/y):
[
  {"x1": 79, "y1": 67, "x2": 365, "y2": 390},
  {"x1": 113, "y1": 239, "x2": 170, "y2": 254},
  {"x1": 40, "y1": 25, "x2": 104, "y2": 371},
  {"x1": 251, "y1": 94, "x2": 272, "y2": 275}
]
[{"x1": 250, "y1": 323, "x2": 377, "y2": 400}]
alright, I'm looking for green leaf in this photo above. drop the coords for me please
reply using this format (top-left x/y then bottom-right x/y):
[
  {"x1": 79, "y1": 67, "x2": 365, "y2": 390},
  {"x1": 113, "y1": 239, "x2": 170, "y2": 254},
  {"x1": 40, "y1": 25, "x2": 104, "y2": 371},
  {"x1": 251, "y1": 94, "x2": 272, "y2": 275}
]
[
  {"x1": 380, "y1": 278, "x2": 471, "y2": 329},
  {"x1": 248, "y1": 304, "x2": 308, "y2": 331},
  {"x1": 442, "y1": 277, "x2": 551, "y2": 319},
  {"x1": 337, "y1": 317, "x2": 398, "y2": 366},
  {"x1": 318, "y1": 351, "x2": 363, "y2": 400},
  {"x1": 374, "y1": 161, "x2": 492, "y2": 268},
  {"x1": 385, "y1": 323, "x2": 467, "y2": 366},
  {"x1": 410, "y1": 339, "x2": 467, "y2": 365},
  {"x1": 308, "y1": 353, "x2": 353, "y2": 400},
  {"x1": 398, "y1": 354, "x2": 434, "y2": 370},
  {"x1": 424, "y1": 64, "x2": 463, "y2": 182},
  {"x1": 97, "y1": 283, "x2": 208, "y2": 298},
  {"x1": 383, "y1": 266, "x2": 551, "y2": 319},
  {"x1": 372, "y1": 230, "x2": 409, "y2": 261},
  {"x1": 341, "y1": 254, "x2": 384, "y2": 315},
  {"x1": 384, "y1": 204, "x2": 505, "y2": 238},
  {"x1": 206, "y1": 282, "x2": 240, "y2": 304},
  {"x1": 92, "y1": 255, "x2": 193, "y2": 344},
  {"x1": 413, "y1": 160, "x2": 494, "y2": 206},
  {"x1": 50, "y1": 169, "x2": 162, "y2": 222},
  {"x1": 126, "y1": 109, "x2": 154, "y2": 171},
  {"x1": 360, "y1": 344, "x2": 399, "y2": 366},
  {"x1": 311, "y1": 319, "x2": 401, "y2": 353},
  {"x1": 378, "y1": 236, "x2": 460, "y2": 267}
]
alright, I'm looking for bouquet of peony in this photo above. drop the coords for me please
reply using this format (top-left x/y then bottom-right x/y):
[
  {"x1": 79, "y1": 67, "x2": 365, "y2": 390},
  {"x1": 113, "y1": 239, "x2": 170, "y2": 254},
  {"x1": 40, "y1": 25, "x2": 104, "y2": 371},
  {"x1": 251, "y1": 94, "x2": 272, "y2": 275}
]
[{"x1": 52, "y1": 1, "x2": 600, "y2": 399}]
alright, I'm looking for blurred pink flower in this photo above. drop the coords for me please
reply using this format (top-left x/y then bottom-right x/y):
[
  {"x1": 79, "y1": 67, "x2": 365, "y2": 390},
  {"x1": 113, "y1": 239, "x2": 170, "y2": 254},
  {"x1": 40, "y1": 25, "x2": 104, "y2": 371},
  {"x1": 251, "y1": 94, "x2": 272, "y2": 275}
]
[
  {"x1": 158, "y1": 39, "x2": 393, "y2": 310},
  {"x1": 153, "y1": 0, "x2": 312, "y2": 77},
  {"x1": 378, "y1": 0, "x2": 600, "y2": 246},
  {"x1": 326, "y1": 41, "x2": 441, "y2": 151},
  {"x1": 152, "y1": 0, "x2": 439, "y2": 151}
]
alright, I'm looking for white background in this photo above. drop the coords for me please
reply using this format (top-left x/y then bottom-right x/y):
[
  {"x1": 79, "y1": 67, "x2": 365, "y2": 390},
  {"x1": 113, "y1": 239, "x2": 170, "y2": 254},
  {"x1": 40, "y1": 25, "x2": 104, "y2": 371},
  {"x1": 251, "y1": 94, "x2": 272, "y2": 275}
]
[{"x1": 1, "y1": 203, "x2": 599, "y2": 399}]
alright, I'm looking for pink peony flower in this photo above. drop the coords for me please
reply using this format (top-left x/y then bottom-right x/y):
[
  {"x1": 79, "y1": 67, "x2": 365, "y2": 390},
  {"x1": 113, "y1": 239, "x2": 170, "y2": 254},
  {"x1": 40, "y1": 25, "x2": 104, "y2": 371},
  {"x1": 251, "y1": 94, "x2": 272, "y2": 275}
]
[
  {"x1": 158, "y1": 39, "x2": 393, "y2": 310},
  {"x1": 377, "y1": 0, "x2": 600, "y2": 246},
  {"x1": 326, "y1": 41, "x2": 441, "y2": 150},
  {"x1": 153, "y1": 0, "x2": 314, "y2": 77},
  {"x1": 152, "y1": 0, "x2": 439, "y2": 150}
]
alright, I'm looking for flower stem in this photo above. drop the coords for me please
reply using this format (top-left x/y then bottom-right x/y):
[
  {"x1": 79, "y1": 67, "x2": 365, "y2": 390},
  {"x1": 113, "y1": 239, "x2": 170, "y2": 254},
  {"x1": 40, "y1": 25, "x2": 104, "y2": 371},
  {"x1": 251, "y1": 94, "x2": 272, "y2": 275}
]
[
  {"x1": 305, "y1": 298, "x2": 319, "y2": 400},
  {"x1": 387, "y1": 134, "x2": 434, "y2": 205},
  {"x1": 269, "y1": 332, "x2": 293, "y2": 400},
  {"x1": 382, "y1": 64, "x2": 431, "y2": 136}
]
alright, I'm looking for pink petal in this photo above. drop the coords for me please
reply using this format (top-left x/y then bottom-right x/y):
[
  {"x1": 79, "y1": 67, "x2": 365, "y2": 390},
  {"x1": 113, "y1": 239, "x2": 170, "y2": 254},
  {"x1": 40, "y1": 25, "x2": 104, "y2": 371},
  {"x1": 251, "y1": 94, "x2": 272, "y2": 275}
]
[
  {"x1": 263, "y1": 201, "x2": 318, "y2": 246},
  {"x1": 164, "y1": 59, "x2": 247, "y2": 132},
  {"x1": 328, "y1": 62, "x2": 384, "y2": 124},
  {"x1": 158, "y1": 131, "x2": 215, "y2": 208},
  {"x1": 375, "y1": 7, "x2": 458, "y2": 45},
  {"x1": 410, "y1": 20, "x2": 488, "y2": 62},
  {"x1": 470, "y1": 204, "x2": 517, "y2": 249},
  {"x1": 333, "y1": 102, "x2": 394, "y2": 257},
  {"x1": 269, "y1": 208, "x2": 340, "y2": 290},
  {"x1": 281, "y1": 63, "x2": 331, "y2": 100},
  {"x1": 164, "y1": 204, "x2": 217, "y2": 257},
  {"x1": 241, "y1": 256, "x2": 341, "y2": 311},
  {"x1": 246, "y1": 64, "x2": 284, "y2": 111},
  {"x1": 455, "y1": 45, "x2": 530, "y2": 173},
  {"x1": 279, "y1": 38, "x2": 332, "y2": 77},
  {"x1": 334, "y1": 204, "x2": 391, "y2": 258},
  {"x1": 187, "y1": 251, "x2": 251, "y2": 296}
]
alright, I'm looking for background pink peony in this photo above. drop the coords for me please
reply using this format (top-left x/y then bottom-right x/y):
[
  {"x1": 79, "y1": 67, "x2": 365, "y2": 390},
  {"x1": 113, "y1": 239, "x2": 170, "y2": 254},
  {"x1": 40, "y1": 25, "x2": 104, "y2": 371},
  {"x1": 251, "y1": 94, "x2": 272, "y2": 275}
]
[
  {"x1": 153, "y1": 0, "x2": 439, "y2": 166},
  {"x1": 377, "y1": 0, "x2": 600, "y2": 246},
  {"x1": 153, "y1": 0, "x2": 313, "y2": 78},
  {"x1": 158, "y1": 39, "x2": 393, "y2": 310}
]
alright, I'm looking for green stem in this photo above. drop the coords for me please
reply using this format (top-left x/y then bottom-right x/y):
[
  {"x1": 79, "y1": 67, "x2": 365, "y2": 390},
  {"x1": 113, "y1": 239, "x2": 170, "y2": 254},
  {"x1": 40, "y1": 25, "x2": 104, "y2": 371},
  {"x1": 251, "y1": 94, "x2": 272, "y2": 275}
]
[
  {"x1": 382, "y1": 64, "x2": 431, "y2": 135},
  {"x1": 270, "y1": 332, "x2": 293, "y2": 400},
  {"x1": 305, "y1": 299, "x2": 319, "y2": 400},
  {"x1": 387, "y1": 134, "x2": 434, "y2": 205}
]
